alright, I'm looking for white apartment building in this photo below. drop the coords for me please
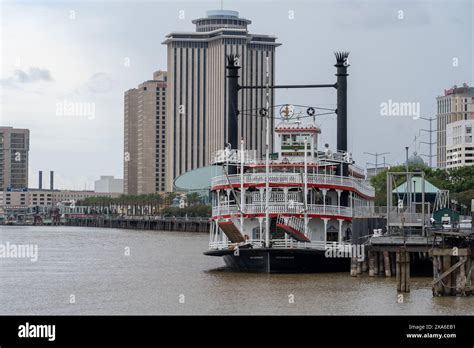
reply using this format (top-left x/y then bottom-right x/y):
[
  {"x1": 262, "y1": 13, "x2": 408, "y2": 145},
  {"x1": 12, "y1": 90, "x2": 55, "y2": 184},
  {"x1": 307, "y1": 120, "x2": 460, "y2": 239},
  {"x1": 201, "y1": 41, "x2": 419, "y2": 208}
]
[
  {"x1": 94, "y1": 175, "x2": 124, "y2": 193},
  {"x1": 446, "y1": 119, "x2": 474, "y2": 169}
]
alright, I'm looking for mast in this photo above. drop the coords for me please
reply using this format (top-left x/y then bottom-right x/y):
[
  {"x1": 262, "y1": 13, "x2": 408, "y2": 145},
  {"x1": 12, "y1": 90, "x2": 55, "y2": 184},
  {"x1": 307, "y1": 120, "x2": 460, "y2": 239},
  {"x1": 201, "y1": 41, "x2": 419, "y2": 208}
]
[
  {"x1": 264, "y1": 56, "x2": 271, "y2": 248},
  {"x1": 304, "y1": 137, "x2": 308, "y2": 238}
]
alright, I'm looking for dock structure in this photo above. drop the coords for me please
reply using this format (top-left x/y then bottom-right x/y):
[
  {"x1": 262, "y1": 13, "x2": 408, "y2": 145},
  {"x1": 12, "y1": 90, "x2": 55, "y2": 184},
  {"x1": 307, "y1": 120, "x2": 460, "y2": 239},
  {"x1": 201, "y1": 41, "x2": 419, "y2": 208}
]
[
  {"x1": 64, "y1": 215, "x2": 210, "y2": 233},
  {"x1": 431, "y1": 230, "x2": 473, "y2": 296},
  {"x1": 349, "y1": 169, "x2": 473, "y2": 296},
  {"x1": 350, "y1": 225, "x2": 473, "y2": 296}
]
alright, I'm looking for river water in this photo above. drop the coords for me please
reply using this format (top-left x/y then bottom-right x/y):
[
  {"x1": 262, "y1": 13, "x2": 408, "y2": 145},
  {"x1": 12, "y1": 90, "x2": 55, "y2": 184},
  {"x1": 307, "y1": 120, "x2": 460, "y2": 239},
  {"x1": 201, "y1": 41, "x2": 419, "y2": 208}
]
[{"x1": 0, "y1": 226, "x2": 472, "y2": 315}]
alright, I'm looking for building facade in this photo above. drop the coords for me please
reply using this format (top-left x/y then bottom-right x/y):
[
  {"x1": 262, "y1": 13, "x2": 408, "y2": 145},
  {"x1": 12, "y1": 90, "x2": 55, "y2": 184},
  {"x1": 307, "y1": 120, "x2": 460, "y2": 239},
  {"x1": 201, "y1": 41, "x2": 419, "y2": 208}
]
[
  {"x1": 0, "y1": 189, "x2": 122, "y2": 216},
  {"x1": 94, "y1": 175, "x2": 124, "y2": 193},
  {"x1": 436, "y1": 84, "x2": 474, "y2": 168},
  {"x1": 124, "y1": 71, "x2": 167, "y2": 194},
  {"x1": 0, "y1": 127, "x2": 30, "y2": 190},
  {"x1": 124, "y1": 88, "x2": 138, "y2": 195},
  {"x1": 162, "y1": 10, "x2": 280, "y2": 191},
  {"x1": 446, "y1": 119, "x2": 474, "y2": 169}
]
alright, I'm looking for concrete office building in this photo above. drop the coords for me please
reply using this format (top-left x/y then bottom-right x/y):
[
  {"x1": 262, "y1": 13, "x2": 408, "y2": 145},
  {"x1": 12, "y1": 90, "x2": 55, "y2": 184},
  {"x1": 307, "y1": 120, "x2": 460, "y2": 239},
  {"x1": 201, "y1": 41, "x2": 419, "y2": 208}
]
[
  {"x1": 446, "y1": 119, "x2": 474, "y2": 169},
  {"x1": 436, "y1": 84, "x2": 474, "y2": 168},
  {"x1": 0, "y1": 127, "x2": 30, "y2": 190},
  {"x1": 162, "y1": 10, "x2": 281, "y2": 191},
  {"x1": 124, "y1": 71, "x2": 167, "y2": 194},
  {"x1": 94, "y1": 175, "x2": 124, "y2": 193},
  {"x1": 1, "y1": 189, "x2": 121, "y2": 213}
]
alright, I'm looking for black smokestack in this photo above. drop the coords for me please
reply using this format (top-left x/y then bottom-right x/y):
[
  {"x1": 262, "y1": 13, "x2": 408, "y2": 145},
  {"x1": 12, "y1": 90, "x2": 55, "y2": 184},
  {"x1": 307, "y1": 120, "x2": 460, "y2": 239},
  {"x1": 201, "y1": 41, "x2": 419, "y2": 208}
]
[
  {"x1": 335, "y1": 52, "x2": 350, "y2": 205},
  {"x1": 226, "y1": 54, "x2": 240, "y2": 175},
  {"x1": 50, "y1": 171, "x2": 54, "y2": 190},
  {"x1": 335, "y1": 51, "x2": 349, "y2": 154},
  {"x1": 38, "y1": 171, "x2": 43, "y2": 189},
  {"x1": 226, "y1": 55, "x2": 240, "y2": 150}
]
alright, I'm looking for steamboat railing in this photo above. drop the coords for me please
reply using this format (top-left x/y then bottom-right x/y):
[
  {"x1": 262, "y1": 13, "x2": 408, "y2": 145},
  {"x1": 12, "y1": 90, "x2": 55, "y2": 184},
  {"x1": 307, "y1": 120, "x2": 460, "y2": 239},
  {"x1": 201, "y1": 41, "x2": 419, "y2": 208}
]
[
  {"x1": 211, "y1": 149, "x2": 257, "y2": 164},
  {"x1": 211, "y1": 173, "x2": 375, "y2": 197},
  {"x1": 208, "y1": 238, "x2": 354, "y2": 252},
  {"x1": 211, "y1": 149, "x2": 360, "y2": 166},
  {"x1": 276, "y1": 215, "x2": 313, "y2": 240},
  {"x1": 212, "y1": 204, "x2": 352, "y2": 218}
]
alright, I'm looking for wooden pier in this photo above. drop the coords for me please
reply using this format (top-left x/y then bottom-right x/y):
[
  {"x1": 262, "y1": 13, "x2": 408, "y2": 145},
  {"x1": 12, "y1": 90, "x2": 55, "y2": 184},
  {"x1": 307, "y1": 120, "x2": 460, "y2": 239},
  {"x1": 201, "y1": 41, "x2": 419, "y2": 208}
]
[
  {"x1": 430, "y1": 230, "x2": 473, "y2": 296},
  {"x1": 350, "y1": 229, "x2": 474, "y2": 296},
  {"x1": 64, "y1": 215, "x2": 210, "y2": 233}
]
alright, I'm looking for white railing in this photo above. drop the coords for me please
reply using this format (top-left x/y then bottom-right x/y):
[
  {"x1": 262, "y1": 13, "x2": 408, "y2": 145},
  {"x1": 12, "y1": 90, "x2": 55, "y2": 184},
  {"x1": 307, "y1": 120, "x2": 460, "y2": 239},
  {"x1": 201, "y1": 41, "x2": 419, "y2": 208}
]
[
  {"x1": 211, "y1": 149, "x2": 257, "y2": 164},
  {"x1": 211, "y1": 173, "x2": 375, "y2": 197},
  {"x1": 208, "y1": 239, "x2": 353, "y2": 252},
  {"x1": 249, "y1": 192, "x2": 301, "y2": 203},
  {"x1": 349, "y1": 164, "x2": 366, "y2": 177},
  {"x1": 277, "y1": 215, "x2": 303, "y2": 232},
  {"x1": 212, "y1": 204, "x2": 352, "y2": 218},
  {"x1": 276, "y1": 215, "x2": 313, "y2": 240},
  {"x1": 212, "y1": 148, "x2": 359, "y2": 167}
]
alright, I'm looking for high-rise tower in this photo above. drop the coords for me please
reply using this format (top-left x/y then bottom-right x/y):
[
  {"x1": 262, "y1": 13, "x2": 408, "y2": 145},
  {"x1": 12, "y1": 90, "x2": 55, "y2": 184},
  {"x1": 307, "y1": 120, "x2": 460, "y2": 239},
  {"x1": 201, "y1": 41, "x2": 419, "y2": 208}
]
[{"x1": 163, "y1": 10, "x2": 281, "y2": 191}]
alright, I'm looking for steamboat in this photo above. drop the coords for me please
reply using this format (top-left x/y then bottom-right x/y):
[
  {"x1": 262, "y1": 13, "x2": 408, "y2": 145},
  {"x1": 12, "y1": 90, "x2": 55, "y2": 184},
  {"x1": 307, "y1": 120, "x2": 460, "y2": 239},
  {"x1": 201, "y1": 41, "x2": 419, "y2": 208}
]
[{"x1": 204, "y1": 52, "x2": 375, "y2": 272}]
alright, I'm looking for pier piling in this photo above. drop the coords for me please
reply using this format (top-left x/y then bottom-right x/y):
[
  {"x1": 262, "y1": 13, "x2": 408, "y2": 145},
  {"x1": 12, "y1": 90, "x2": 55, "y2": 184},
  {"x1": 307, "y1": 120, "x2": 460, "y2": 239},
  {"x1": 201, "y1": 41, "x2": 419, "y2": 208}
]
[
  {"x1": 396, "y1": 250, "x2": 410, "y2": 293},
  {"x1": 383, "y1": 251, "x2": 391, "y2": 277},
  {"x1": 431, "y1": 248, "x2": 472, "y2": 297}
]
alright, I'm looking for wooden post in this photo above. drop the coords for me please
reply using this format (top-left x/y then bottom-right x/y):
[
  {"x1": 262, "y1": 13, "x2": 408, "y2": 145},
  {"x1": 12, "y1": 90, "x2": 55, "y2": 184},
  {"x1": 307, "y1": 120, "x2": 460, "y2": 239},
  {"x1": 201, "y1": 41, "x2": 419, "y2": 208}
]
[
  {"x1": 350, "y1": 256, "x2": 357, "y2": 276},
  {"x1": 374, "y1": 252, "x2": 379, "y2": 276},
  {"x1": 390, "y1": 252, "x2": 396, "y2": 276},
  {"x1": 396, "y1": 250, "x2": 410, "y2": 293},
  {"x1": 443, "y1": 255, "x2": 452, "y2": 296},
  {"x1": 467, "y1": 256, "x2": 472, "y2": 295},
  {"x1": 362, "y1": 255, "x2": 368, "y2": 273},
  {"x1": 437, "y1": 256, "x2": 444, "y2": 295},
  {"x1": 406, "y1": 251, "x2": 410, "y2": 292},
  {"x1": 357, "y1": 261, "x2": 362, "y2": 275},
  {"x1": 384, "y1": 251, "x2": 391, "y2": 277},
  {"x1": 369, "y1": 251, "x2": 375, "y2": 277},
  {"x1": 400, "y1": 252, "x2": 406, "y2": 292},
  {"x1": 432, "y1": 254, "x2": 440, "y2": 296},
  {"x1": 458, "y1": 256, "x2": 466, "y2": 296},
  {"x1": 396, "y1": 251, "x2": 401, "y2": 292},
  {"x1": 379, "y1": 251, "x2": 385, "y2": 276}
]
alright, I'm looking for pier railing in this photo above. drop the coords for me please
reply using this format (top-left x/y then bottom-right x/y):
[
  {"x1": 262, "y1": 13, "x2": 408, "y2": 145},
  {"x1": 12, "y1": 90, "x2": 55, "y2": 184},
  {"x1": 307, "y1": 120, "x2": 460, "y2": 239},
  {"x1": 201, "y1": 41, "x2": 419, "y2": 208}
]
[{"x1": 211, "y1": 173, "x2": 375, "y2": 197}]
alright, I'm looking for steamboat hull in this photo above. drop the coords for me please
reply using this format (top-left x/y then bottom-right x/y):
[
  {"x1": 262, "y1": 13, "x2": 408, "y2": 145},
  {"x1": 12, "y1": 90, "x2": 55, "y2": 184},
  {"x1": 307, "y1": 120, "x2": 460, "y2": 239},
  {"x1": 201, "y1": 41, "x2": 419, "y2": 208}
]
[{"x1": 204, "y1": 248, "x2": 350, "y2": 273}]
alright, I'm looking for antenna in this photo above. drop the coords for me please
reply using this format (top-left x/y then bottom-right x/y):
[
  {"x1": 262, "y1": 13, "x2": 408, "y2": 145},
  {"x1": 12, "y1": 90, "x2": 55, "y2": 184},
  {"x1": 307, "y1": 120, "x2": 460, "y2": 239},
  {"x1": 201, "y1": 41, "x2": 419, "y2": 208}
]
[{"x1": 418, "y1": 116, "x2": 436, "y2": 167}]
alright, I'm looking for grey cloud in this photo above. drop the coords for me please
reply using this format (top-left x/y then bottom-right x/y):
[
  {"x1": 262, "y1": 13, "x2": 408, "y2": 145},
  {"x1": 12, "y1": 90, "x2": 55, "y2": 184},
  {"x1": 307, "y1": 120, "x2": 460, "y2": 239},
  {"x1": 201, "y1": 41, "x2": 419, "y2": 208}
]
[
  {"x1": 1, "y1": 67, "x2": 53, "y2": 87},
  {"x1": 85, "y1": 73, "x2": 114, "y2": 94},
  {"x1": 11, "y1": 67, "x2": 52, "y2": 83}
]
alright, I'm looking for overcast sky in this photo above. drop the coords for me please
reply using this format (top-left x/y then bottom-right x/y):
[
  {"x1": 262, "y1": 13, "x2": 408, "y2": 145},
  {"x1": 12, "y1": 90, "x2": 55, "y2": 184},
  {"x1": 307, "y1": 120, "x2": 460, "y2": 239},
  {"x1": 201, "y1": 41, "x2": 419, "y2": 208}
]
[{"x1": 0, "y1": 0, "x2": 472, "y2": 190}]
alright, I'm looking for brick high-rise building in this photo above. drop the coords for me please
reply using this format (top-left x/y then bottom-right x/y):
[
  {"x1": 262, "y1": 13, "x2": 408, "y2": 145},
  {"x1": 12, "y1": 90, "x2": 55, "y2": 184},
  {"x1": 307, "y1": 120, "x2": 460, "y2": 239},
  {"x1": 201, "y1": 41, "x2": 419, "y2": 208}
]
[{"x1": 124, "y1": 71, "x2": 167, "y2": 194}]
